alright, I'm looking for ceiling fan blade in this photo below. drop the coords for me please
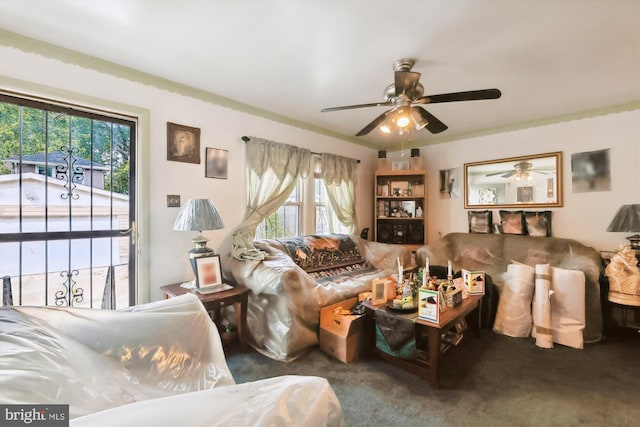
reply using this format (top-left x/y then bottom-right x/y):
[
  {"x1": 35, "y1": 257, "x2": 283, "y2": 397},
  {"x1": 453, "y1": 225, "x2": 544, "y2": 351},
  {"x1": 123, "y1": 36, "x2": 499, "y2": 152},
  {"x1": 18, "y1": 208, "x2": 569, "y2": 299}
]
[
  {"x1": 415, "y1": 107, "x2": 448, "y2": 134},
  {"x1": 416, "y1": 89, "x2": 502, "y2": 105},
  {"x1": 321, "y1": 101, "x2": 393, "y2": 112},
  {"x1": 355, "y1": 110, "x2": 391, "y2": 136},
  {"x1": 501, "y1": 171, "x2": 517, "y2": 178},
  {"x1": 394, "y1": 71, "x2": 421, "y2": 97}
]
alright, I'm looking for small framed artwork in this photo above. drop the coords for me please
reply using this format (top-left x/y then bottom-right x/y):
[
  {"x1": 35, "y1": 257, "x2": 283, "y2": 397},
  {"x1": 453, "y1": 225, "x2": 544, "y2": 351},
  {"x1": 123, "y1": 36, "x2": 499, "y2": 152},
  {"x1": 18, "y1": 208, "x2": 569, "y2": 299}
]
[
  {"x1": 195, "y1": 255, "x2": 222, "y2": 288},
  {"x1": 205, "y1": 147, "x2": 229, "y2": 179},
  {"x1": 167, "y1": 122, "x2": 200, "y2": 164},
  {"x1": 371, "y1": 278, "x2": 388, "y2": 305},
  {"x1": 391, "y1": 181, "x2": 409, "y2": 196},
  {"x1": 402, "y1": 200, "x2": 416, "y2": 218},
  {"x1": 517, "y1": 186, "x2": 534, "y2": 203}
]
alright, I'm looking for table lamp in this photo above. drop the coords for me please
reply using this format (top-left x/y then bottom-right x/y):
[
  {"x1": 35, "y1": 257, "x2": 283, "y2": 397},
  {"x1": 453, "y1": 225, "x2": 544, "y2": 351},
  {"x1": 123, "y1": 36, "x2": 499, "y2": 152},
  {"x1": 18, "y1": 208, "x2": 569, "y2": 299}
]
[
  {"x1": 607, "y1": 204, "x2": 640, "y2": 250},
  {"x1": 173, "y1": 198, "x2": 225, "y2": 277}
]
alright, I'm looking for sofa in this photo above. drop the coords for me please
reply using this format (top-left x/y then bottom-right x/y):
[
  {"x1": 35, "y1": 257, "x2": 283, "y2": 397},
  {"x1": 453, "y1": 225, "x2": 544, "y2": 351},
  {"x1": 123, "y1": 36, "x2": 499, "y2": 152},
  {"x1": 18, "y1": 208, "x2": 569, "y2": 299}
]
[
  {"x1": 221, "y1": 234, "x2": 413, "y2": 361},
  {"x1": 417, "y1": 232, "x2": 603, "y2": 343},
  {"x1": 0, "y1": 293, "x2": 344, "y2": 426}
]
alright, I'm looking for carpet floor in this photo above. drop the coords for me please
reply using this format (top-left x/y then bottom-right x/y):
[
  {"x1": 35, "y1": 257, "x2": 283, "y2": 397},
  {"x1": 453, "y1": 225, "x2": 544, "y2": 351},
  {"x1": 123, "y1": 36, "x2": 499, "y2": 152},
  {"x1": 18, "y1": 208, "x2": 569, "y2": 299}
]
[{"x1": 226, "y1": 328, "x2": 640, "y2": 427}]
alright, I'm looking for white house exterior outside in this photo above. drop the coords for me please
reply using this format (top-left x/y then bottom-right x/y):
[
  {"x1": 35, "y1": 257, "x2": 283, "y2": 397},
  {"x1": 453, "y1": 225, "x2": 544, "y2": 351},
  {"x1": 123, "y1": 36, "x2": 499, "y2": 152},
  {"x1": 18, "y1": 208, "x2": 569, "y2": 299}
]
[
  {"x1": 3, "y1": 151, "x2": 110, "y2": 190},
  {"x1": 0, "y1": 172, "x2": 129, "y2": 307}
]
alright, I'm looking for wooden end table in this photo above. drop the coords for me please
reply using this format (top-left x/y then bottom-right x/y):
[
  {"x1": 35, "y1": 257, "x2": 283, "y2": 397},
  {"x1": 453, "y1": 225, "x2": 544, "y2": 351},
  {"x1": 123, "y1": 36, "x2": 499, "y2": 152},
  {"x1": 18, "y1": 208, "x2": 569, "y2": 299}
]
[
  {"x1": 161, "y1": 282, "x2": 250, "y2": 350},
  {"x1": 364, "y1": 294, "x2": 482, "y2": 388}
]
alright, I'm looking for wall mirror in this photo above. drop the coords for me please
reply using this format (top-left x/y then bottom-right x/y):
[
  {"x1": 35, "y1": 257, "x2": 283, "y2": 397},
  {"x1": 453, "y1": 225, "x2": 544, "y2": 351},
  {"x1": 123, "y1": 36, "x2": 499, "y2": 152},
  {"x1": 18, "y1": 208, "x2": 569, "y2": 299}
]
[{"x1": 464, "y1": 151, "x2": 562, "y2": 209}]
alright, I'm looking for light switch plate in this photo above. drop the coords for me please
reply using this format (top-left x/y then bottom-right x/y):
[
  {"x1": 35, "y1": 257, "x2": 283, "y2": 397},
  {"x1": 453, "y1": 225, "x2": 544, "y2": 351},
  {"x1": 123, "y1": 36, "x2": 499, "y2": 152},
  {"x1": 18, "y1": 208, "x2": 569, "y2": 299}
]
[{"x1": 167, "y1": 195, "x2": 180, "y2": 207}]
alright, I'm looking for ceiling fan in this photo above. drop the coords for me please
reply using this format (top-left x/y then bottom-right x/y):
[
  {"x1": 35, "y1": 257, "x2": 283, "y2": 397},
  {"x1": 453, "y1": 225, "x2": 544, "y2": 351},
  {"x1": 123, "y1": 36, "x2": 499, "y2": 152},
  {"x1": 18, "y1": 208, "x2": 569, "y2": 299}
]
[
  {"x1": 486, "y1": 161, "x2": 548, "y2": 180},
  {"x1": 321, "y1": 58, "x2": 501, "y2": 137}
]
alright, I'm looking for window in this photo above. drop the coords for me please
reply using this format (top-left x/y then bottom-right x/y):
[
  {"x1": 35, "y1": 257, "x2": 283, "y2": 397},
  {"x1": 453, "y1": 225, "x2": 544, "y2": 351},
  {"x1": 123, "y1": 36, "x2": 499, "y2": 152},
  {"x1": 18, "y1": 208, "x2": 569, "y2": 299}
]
[
  {"x1": 255, "y1": 156, "x2": 350, "y2": 240},
  {"x1": 255, "y1": 181, "x2": 302, "y2": 240},
  {"x1": 314, "y1": 177, "x2": 350, "y2": 235}
]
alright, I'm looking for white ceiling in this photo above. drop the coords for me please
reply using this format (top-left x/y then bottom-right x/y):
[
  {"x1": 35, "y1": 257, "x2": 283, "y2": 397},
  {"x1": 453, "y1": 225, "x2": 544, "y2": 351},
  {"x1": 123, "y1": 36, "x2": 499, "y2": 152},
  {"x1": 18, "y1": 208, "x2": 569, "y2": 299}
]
[{"x1": 1, "y1": 0, "x2": 639, "y2": 150}]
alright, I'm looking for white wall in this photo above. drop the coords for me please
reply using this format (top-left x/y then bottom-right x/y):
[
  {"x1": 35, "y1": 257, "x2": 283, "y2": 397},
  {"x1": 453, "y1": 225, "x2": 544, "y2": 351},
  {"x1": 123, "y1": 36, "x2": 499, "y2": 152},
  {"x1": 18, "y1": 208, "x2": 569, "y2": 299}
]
[
  {"x1": 386, "y1": 110, "x2": 640, "y2": 251},
  {"x1": 2, "y1": 44, "x2": 639, "y2": 303},
  {"x1": 0, "y1": 45, "x2": 377, "y2": 302}
]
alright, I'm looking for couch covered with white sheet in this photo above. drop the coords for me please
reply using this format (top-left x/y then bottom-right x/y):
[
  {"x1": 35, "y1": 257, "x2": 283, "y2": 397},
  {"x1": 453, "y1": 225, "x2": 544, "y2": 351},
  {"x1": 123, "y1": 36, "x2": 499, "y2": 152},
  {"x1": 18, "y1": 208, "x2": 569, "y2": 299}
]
[
  {"x1": 417, "y1": 232, "x2": 602, "y2": 344},
  {"x1": 0, "y1": 293, "x2": 344, "y2": 426}
]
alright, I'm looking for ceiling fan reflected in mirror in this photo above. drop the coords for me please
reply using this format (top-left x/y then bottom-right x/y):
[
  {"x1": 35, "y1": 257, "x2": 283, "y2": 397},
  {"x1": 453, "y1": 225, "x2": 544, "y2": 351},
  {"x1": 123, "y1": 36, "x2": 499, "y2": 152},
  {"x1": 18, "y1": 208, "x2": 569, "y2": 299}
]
[
  {"x1": 486, "y1": 161, "x2": 549, "y2": 181},
  {"x1": 321, "y1": 58, "x2": 501, "y2": 137}
]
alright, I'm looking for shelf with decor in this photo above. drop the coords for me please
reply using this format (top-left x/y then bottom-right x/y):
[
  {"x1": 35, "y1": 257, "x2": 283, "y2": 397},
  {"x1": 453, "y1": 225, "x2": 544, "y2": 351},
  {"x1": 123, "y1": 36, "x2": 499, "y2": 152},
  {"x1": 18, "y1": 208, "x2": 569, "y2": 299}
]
[{"x1": 374, "y1": 170, "x2": 427, "y2": 247}]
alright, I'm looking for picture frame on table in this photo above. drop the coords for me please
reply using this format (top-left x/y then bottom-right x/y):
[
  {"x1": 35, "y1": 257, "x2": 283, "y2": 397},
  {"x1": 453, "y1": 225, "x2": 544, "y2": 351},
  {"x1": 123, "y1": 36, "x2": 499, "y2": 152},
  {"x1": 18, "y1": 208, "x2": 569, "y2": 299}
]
[
  {"x1": 371, "y1": 278, "x2": 388, "y2": 305},
  {"x1": 418, "y1": 288, "x2": 440, "y2": 323},
  {"x1": 195, "y1": 255, "x2": 222, "y2": 288},
  {"x1": 167, "y1": 122, "x2": 200, "y2": 164},
  {"x1": 195, "y1": 255, "x2": 233, "y2": 294},
  {"x1": 205, "y1": 147, "x2": 229, "y2": 179}
]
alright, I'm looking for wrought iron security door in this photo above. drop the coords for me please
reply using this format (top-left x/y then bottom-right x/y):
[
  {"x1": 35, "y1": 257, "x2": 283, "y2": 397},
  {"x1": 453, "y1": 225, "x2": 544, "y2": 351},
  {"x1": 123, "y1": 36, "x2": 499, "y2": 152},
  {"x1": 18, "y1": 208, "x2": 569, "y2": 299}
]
[{"x1": 0, "y1": 93, "x2": 136, "y2": 308}]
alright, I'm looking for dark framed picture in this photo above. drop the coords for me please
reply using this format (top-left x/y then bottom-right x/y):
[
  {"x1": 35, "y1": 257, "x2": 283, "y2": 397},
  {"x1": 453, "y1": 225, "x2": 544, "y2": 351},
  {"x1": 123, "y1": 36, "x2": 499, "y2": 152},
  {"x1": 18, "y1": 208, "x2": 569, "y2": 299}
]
[
  {"x1": 524, "y1": 211, "x2": 552, "y2": 237},
  {"x1": 167, "y1": 122, "x2": 200, "y2": 164},
  {"x1": 517, "y1": 186, "x2": 534, "y2": 203},
  {"x1": 195, "y1": 255, "x2": 222, "y2": 288},
  {"x1": 468, "y1": 210, "x2": 493, "y2": 234},
  {"x1": 205, "y1": 147, "x2": 229, "y2": 179},
  {"x1": 499, "y1": 210, "x2": 525, "y2": 235}
]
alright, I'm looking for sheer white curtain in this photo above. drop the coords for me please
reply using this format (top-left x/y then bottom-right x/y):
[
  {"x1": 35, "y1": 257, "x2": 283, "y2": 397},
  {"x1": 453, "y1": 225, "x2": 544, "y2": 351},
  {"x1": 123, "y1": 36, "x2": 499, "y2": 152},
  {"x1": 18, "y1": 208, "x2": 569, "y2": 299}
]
[
  {"x1": 232, "y1": 138, "x2": 310, "y2": 260},
  {"x1": 320, "y1": 153, "x2": 358, "y2": 234}
]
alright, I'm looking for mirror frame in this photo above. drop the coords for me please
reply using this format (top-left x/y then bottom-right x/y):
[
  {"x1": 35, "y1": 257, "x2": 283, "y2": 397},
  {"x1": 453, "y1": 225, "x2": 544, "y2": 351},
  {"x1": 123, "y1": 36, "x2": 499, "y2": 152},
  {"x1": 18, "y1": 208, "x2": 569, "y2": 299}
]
[{"x1": 464, "y1": 151, "x2": 563, "y2": 209}]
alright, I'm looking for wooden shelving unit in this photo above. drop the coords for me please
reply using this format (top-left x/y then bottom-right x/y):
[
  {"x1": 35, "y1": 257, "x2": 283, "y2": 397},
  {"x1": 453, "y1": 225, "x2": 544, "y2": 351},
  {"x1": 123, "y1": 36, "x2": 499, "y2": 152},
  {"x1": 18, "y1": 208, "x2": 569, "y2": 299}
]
[{"x1": 374, "y1": 170, "x2": 427, "y2": 248}]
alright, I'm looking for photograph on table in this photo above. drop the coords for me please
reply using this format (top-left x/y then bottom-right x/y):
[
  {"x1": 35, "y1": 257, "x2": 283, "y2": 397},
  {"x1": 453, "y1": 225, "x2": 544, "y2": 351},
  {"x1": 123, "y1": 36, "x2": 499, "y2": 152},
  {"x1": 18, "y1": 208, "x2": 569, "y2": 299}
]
[{"x1": 195, "y1": 255, "x2": 222, "y2": 288}]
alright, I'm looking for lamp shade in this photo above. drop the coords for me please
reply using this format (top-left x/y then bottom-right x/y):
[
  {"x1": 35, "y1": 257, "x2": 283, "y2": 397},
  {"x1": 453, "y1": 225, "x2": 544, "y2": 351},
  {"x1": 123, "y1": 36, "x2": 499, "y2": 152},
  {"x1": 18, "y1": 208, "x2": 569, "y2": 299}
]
[
  {"x1": 607, "y1": 204, "x2": 640, "y2": 232},
  {"x1": 607, "y1": 204, "x2": 640, "y2": 250},
  {"x1": 173, "y1": 199, "x2": 224, "y2": 232}
]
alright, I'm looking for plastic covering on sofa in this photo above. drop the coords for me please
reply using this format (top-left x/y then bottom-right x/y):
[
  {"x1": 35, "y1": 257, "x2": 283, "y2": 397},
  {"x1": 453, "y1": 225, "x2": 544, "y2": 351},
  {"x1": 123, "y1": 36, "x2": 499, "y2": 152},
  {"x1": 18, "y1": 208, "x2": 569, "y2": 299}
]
[
  {"x1": 417, "y1": 232, "x2": 602, "y2": 343},
  {"x1": 0, "y1": 294, "x2": 345, "y2": 426},
  {"x1": 221, "y1": 234, "x2": 412, "y2": 361}
]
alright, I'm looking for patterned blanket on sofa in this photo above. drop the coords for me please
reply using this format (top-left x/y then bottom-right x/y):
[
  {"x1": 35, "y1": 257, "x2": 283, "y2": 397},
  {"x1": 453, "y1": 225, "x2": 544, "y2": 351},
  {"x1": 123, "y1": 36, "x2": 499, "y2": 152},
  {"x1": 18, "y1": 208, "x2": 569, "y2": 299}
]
[{"x1": 277, "y1": 234, "x2": 375, "y2": 280}]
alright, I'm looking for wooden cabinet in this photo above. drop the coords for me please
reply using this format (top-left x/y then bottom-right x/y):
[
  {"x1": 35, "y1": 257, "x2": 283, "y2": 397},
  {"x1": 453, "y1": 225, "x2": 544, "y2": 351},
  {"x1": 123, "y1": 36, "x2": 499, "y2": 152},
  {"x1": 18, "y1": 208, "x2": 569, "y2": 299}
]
[{"x1": 374, "y1": 170, "x2": 427, "y2": 248}]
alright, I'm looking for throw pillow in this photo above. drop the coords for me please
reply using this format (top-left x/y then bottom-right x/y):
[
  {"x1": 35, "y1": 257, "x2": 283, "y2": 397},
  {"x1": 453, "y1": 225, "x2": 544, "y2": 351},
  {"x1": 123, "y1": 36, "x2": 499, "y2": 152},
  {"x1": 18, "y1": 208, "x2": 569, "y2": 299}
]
[
  {"x1": 524, "y1": 211, "x2": 552, "y2": 237},
  {"x1": 468, "y1": 210, "x2": 493, "y2": 234},
  {"x1": 499, "y1": 210, "x2": 525, "y2": 235}
]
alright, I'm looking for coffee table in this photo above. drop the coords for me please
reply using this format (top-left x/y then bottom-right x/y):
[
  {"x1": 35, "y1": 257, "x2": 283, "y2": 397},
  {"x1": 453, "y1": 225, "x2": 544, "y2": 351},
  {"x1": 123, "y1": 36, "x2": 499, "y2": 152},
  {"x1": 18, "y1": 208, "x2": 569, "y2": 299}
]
[{"x1": 364, "y1": 294, "x2": 482, "y2": 388}]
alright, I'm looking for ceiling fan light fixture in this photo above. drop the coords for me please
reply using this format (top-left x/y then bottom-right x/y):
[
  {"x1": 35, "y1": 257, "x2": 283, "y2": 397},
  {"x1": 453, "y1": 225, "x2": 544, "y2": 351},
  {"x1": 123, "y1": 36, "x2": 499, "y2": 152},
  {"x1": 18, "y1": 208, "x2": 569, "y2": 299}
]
[
  {"x1": 396, "y1": 115, "x2": 410, "y2": 128},
  {"x1": 410, "y1": 108, "x2": 428, "y2": 130},
  {"x1": 380, "y1": 125, "x2": 391, "y2": 134}
]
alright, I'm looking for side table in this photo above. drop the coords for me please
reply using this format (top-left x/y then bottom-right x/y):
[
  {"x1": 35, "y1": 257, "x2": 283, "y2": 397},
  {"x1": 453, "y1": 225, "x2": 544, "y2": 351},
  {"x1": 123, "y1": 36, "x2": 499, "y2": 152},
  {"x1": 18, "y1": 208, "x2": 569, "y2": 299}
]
[{"x1": 161, "y1": 282, "x2": 250, "y2": 350}]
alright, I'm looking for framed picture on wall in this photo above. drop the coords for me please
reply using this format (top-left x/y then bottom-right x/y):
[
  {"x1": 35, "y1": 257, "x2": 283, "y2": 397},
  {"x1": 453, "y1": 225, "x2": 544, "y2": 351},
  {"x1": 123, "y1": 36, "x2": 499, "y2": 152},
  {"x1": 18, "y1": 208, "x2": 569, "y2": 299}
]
[
  {"x1": 517, "y1": 186, "x2": 534, "y2": 203},
  {"x1": 167, "y1": 122, "x2": 200, "y2": 164},
  {"x1": 205, "y1": 147, "x2": 229, "y2": 179}
]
